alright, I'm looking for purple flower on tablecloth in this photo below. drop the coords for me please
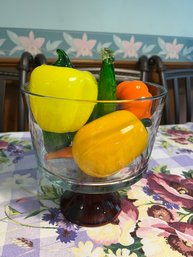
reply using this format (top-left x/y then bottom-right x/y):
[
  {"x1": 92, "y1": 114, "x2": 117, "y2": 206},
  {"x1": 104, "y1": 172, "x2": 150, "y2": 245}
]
[
  {"x1": 42, "y1": 207, "x2": 61, "y2": 225},
  {"x1": 58, "y1": 219, "x2": 80, "y2": 231},
  {"x1": 0, "y1": 135, "x2": 32, "y2": 164},
  {"x1": 137, "y1": 217, "x2": 193, "y2": 257},
  {"x1": 162, "y1": 126, "x2": 193, "y2": 145},
  {"x1": 146, "y1": 172, "x2": 193, "y2": 210},
  {"x1": 56, "y1": 227, "x2": 77, "y2": 243},
  {"x1": 7, "y1": 143, "x2": 24, "y2": 163},
  {"x1": 152, "y1": 194, "x2": 163, "y2": 201},
  {"x1": 143, "y1": 186, "x2": 153, "y2": 196},
  {"x1": 143, "y1": 185, "x2": 163, "y2": 201},
  {"x1": 8, "y1": 143, "x2": 23, "y2": 153},
  {"x1": 143, "y1": 169, "x2": 153, "y2": 178}
]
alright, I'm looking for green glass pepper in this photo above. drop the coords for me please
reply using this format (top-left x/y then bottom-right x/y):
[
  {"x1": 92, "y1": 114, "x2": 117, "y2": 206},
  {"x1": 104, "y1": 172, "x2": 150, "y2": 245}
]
[{"x1": 91, "y1": 48, "x2": 117, "y2": 119}]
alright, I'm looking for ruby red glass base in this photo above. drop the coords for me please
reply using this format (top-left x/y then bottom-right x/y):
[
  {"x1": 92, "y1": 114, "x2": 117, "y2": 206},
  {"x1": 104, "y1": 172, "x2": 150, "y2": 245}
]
[{"x1": 60, "y1": 191, "x2": 121, "y2": 227}]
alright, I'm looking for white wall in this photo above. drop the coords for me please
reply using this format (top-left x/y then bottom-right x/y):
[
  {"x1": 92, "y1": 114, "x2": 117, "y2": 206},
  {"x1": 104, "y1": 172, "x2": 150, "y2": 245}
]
[{"x1": 0, "y1": 0, "x2": 193, "y2": 37}]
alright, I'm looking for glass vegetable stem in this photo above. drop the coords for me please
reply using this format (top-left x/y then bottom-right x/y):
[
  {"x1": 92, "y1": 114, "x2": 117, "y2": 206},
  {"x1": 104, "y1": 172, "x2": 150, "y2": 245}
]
[
  {"x1": 53, "y1": 49, "x2": 74, "y2": 68},
  {"x1": 97, "y1": 48, "x2": 117, "y2": 117}
]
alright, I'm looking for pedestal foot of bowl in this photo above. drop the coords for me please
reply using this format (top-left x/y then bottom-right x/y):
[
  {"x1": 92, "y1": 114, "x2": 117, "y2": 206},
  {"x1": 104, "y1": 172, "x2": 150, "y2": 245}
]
[{"x1": 60, "y1": 191, "x2": 121, "y2": 227}]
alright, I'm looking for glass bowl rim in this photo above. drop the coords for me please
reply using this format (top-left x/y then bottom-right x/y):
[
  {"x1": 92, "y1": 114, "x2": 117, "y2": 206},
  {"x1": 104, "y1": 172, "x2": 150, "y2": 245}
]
[{"x1": 22, "y1": 82, "x2": 167, "y2": 103}]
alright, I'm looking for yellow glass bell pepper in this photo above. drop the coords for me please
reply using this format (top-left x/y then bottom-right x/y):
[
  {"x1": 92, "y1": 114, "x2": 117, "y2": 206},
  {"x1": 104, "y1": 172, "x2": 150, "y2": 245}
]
[
  {"x1": 29, "y1": 65, "x2": 98, "y2": 133},
  {"x1": 72, "y1": 110, "x2": 148, "y2": 178}
]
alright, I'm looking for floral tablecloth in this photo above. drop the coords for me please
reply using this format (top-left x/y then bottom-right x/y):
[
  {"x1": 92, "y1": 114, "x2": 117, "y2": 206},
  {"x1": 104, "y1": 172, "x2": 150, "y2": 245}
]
[{"x1": 0, "y1": 123, "x2": 193, "y2": 257}]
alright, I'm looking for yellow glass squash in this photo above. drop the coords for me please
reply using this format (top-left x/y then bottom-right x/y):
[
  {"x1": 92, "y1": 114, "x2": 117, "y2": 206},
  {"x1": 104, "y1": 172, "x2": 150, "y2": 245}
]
[{"x1": 72, "y1": 110, "x2": 148, "y2": 177}]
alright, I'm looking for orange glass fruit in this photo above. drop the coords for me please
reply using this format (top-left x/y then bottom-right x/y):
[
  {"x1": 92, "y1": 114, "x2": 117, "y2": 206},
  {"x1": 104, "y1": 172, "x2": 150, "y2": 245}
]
[{"x1": 116, "y1": 80, "x2": 152, "y2": 119}]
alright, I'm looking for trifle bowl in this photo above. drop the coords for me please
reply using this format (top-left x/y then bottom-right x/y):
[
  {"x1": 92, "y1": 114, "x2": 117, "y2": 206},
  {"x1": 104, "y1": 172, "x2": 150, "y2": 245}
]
[{"x1": 22, "y1": 67, "x2": 167, "y2": 227}]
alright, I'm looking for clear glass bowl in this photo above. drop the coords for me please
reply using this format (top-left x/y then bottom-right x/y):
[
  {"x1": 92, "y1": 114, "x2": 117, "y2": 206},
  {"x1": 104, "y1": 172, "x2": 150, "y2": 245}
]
[{"x1": 22, "y1": 81, "x2": 167, "y2": 194}]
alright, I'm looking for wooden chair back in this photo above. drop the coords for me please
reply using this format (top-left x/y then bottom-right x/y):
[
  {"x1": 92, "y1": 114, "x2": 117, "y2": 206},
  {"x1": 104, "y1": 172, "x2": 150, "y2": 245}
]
[
  {"x1": 149, "y1": 55, "x2": 193, "y2": 124},
  {"x1": 1, "y1": 53, "x2": 149, "y2": 131},
  {"x1": 0, "y1": 52, "x2": 33, "y2": 132}
]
